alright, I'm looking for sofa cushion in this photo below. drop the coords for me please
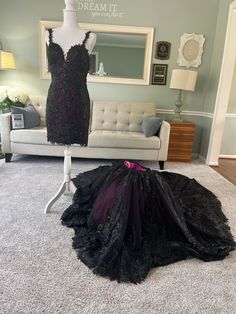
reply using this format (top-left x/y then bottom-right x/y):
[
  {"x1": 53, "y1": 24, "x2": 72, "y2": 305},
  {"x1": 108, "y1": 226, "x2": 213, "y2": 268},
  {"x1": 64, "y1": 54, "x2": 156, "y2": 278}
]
[
  {"x1": 142, "y1": 116, "x2": 163, "y2": 137},
  {"x1": 91, "y1": 101, "x2": 156, "y2": 133},
  {"x1": 88, "y1": 130, "x2": 160, "y2": 149},
  {"x1": 11, "y1": 104, "x2": 40, "y2": 129},
  {"x1": 10, "y1": 127, "x2": 47, "y2": 144}
]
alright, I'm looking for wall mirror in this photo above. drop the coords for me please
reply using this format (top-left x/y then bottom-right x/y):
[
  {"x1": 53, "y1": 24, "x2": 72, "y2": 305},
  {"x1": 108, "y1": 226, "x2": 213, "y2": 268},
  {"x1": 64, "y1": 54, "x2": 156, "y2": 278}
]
[
  {"x1": 39, "y1": 21, "x2": 154, "y2": 85},
  {"x1": 177, "y1": 33, "x2": 205, "y2": 68}
]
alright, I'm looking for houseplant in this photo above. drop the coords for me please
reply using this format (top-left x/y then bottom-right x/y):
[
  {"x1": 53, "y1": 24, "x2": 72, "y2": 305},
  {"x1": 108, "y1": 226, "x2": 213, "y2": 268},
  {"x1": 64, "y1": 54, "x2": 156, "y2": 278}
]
[{"x1": 0, "y1": 86, "x2": 28, "y2": 112}]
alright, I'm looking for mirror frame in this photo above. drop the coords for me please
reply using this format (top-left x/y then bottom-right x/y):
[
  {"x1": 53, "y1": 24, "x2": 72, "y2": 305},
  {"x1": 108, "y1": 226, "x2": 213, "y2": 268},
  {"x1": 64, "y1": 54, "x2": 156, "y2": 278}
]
[
  {"x1": 39, "y1": 21, "x2": 154, "y2": 85},
  {"x1": 177, "y1": 33, "x2": 205, "y2": 68}
]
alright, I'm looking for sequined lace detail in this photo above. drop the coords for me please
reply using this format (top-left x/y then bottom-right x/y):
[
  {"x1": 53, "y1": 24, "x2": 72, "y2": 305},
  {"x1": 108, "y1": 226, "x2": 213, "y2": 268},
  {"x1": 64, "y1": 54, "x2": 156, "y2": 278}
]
[
  {"x1": 61, "y1": 161, "x2": 235, "y2": 283},
  {"x1": 46, "y1": 29, "x2": 91, "y2": 145}
]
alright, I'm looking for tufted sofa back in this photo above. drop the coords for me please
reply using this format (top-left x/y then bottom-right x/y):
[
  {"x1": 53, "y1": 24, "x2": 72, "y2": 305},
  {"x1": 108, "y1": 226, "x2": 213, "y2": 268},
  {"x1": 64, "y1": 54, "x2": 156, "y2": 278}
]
[
  {"x1": 28, "y1": 97, "x2": 156, "y2": 132},
  {"x1": 29, "y1": 95, "x2": 47, "y2": 126},
  {"x1": 91, "y1": 101, "x2": 155, "y2": 132}
]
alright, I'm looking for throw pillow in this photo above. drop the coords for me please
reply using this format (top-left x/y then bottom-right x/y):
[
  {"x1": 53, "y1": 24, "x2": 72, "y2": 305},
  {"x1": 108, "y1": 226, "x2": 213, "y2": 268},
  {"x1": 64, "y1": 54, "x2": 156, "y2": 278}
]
[
  {"x1": 11, "y1": 104, "x2": 40, "y2": 129},
  {"x1": 141, "y1": 116, "x2": 163, "y2": 137}
]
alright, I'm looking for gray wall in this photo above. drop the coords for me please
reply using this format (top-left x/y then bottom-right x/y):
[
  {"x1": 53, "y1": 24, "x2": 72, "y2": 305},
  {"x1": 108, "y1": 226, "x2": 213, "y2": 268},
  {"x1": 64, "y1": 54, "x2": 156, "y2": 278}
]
[
  {"x1": 227, "y1": 60, "x2": 236, "y2": 113},
  {"x1": 199, "y1": 0, "x2": 233, "y2": 158},
  {"x1": 221, "y1": 58, "x2": 236, "y2": 155},
  {"x1": 93, "y1": 46, "x2": 144, "y2": 78},
  {"x1": 0, "y1": 0, "x2": 233, "y2": 157}
]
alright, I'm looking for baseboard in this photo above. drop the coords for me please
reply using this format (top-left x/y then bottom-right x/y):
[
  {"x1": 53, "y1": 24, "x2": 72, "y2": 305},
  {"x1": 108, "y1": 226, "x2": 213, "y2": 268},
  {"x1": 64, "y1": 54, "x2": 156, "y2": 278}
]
[
  {"x1": 208, "y1": 161, "x2": 219, "y2": 166},
  {"x1": 219, "y1": 155, "x2": 236, "y2": 159}
]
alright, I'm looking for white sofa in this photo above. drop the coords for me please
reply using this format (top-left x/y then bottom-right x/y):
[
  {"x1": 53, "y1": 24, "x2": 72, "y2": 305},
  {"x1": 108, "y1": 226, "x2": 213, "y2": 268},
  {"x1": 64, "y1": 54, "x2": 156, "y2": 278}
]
[{"x1": 0, "y1": 96, "x2": 170, "y2": 169}]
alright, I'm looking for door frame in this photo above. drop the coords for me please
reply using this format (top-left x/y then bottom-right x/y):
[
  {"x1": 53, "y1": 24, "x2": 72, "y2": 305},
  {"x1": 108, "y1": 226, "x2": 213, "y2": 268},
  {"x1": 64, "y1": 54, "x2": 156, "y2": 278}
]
[{"x1": 207, "y1": 0, "x2": 236, "y2": 165}]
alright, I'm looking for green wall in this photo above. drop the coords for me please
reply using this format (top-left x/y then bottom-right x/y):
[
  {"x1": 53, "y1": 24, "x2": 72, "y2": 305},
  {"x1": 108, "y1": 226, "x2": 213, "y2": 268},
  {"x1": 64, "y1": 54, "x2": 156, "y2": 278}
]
[
  {"x1": 221, "y1": 55, "x2": 236, "y2": 155},
  {"x1": 93, "y1": 46, "x2": 144, "y2": 78},
  {"x1": 228, "y1": 59, "x2": 236, "y2": 113},
  {"x1": 0, "y1": 0, "x2": 233, "y2": 157},
  {"x1": 199, "y1": 0, "x2": 233, "y2": 158}
]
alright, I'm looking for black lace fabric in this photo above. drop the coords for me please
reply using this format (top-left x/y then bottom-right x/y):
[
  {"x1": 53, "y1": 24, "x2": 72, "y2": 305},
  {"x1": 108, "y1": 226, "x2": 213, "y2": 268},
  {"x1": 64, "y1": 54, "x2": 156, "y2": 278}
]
[
  {"x1": 61, "y1": 162, "x2": 235, "y2": 283},
  {"x1": 46, "y1": 29, "x2": 91, "y2": 145}
]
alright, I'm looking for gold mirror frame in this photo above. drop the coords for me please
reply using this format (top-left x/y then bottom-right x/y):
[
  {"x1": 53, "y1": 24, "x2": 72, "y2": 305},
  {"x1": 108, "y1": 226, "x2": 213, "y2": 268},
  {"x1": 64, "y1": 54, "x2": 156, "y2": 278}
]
[
  {"x1": 39, "y1": 21, "x2": 154, "y2": 85},
  {"x1": 177, "y1": 33, "x2": 205, "y2": 68}
]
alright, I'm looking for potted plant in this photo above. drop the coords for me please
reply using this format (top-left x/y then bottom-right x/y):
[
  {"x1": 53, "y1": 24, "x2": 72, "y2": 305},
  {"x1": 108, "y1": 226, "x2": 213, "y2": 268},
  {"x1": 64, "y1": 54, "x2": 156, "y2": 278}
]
[{"x1": 0, "y1": 86, "x2": 28, "y2": 113}]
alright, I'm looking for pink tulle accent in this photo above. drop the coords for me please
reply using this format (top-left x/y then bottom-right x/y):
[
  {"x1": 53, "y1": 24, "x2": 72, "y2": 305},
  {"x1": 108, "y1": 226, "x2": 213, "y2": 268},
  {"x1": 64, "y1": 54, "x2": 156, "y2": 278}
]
[{"x1": 124, "y1": 161, "x2": 146, "y2": 171}]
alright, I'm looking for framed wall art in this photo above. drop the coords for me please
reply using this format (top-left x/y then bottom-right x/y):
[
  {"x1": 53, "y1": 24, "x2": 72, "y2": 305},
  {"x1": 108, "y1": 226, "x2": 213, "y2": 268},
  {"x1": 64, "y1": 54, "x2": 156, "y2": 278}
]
[
  {"x1": 177, "y1": 33, "x2": 205, "y2": 68},
  {"x1": 155, "y1": 41, "x2": 171, "y2": 60},
  {"x1": 151, "y1": 64, "x2": 168, "y2": 85},
  {"x1": 89, "y1": 52, "x2": 99, "y2": 74}
]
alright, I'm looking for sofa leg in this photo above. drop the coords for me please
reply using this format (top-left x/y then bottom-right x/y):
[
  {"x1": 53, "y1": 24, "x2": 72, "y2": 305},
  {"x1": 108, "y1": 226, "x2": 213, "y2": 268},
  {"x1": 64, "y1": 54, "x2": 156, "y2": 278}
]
[
  {"x1": 5, "y1": 153, "x2": 13, "y2": 162},
  {"x1": 159, "y1": 161, "x2": 164, "y2": 170}
]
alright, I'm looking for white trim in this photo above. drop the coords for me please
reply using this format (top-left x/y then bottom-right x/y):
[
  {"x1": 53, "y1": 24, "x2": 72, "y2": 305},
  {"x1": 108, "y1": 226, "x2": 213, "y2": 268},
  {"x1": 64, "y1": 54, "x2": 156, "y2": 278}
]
[
  {"x1": 207, "y1": 1, "x2": 236, "y2": 165},
  {"x1": 219, "y1": 154, "x2": 236, "y2": 159},
  {"x1": 156, "y1": 109, "x2": 213, "y2": 118},
  {"x1": 225, "y1": 113, "x2": 236, "y2": 118},
  {"x1": 208, "y1": 161, "x2": 219, "y2": 166}
]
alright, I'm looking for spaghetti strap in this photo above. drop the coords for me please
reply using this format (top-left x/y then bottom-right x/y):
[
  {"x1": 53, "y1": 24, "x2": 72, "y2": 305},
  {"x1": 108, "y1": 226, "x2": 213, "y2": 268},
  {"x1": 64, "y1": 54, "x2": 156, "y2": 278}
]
[
  {"x1": 82, "y1": 31, "x2": 91, "y2": 45},
  {"x1": 48, "y1": 29, "x2": 53, "y2": 44}
]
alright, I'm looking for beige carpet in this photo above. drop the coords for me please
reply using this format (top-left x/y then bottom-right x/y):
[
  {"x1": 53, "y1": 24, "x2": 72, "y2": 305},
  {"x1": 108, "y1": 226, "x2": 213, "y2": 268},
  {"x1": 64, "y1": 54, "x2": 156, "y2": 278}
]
[{"x1": 0, "y1": 155, "x2": 235, "y2": 314}]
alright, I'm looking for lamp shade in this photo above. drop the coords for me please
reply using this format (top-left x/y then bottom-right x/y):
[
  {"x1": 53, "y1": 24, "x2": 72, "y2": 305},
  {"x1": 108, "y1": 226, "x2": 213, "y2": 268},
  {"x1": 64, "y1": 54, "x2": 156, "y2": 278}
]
[
  {"x1": 0, "y1": 50, "x2": 16, "y2": 70},
  {"x1": 170, "y1": 69, "x2": 197, "y2": 91}
]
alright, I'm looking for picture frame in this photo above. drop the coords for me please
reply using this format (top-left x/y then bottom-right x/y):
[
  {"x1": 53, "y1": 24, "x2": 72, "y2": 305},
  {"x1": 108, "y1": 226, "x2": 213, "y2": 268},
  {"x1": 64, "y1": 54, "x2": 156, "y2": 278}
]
[
  {"x1": 155, "y1": 41, "x2": 171, "y2": 60},
  {"x1": 151, "y1": 64, "x2": 168, "y2": 85},
  {"x1": 89, "y1": 52, "x2": 99, "y2": 75},
  {"x1": 177, "y1": 33, "x2": 205, "y2": 68},
  {"x1": 11, "y1": 113, "x2": 24, "y2": 129}
]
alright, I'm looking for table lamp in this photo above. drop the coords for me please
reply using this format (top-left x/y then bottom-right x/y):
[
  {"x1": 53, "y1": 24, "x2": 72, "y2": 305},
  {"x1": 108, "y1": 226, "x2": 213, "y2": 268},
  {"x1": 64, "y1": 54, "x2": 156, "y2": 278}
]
[
  {"x1": 169, "y1": 69, "x2": 197, "y2": 121},
  {"x1": 0, "y1": 50, "x2": 16, "y2": 70}
]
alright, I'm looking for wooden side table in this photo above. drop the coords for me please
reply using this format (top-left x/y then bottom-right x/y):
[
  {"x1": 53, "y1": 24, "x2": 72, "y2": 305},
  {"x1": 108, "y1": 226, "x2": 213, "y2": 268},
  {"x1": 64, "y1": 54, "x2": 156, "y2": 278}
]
[{"x1": 168, "y1": 121, "x2": 196, "y2": 162}]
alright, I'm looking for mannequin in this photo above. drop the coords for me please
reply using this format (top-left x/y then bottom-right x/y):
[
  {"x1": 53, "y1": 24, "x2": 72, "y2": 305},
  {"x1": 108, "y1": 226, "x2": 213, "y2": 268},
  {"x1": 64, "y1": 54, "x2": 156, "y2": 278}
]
[
  {"x1": 44, "y1": 0, "x2": 96, "y2": 213},
  {"x1": 46, "y1": 0, "x2": 96, "y2": 54}
]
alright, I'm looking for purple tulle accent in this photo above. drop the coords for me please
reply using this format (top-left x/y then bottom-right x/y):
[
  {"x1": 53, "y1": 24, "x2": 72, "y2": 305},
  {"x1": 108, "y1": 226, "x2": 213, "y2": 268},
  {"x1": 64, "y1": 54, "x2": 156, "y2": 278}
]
[
  {"x1": 92, "y1": 179, "x2": 121, "y2": 224},
  {"x1": 124, "y1": 161, "x2": 146, "y2": 171}
]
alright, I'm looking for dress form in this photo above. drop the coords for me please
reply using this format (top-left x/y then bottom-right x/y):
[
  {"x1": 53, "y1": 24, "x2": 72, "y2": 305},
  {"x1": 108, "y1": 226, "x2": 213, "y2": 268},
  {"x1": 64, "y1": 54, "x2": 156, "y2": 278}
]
[{"x1": 44, "y1": 0, "x2": 96, "y2": 213}]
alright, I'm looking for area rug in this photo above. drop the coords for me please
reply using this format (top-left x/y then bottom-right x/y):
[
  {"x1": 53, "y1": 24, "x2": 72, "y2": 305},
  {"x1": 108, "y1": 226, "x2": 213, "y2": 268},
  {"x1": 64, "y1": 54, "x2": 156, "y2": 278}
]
[{"x1": 0, "y1": 155, "x2": 235, "y2": 314}]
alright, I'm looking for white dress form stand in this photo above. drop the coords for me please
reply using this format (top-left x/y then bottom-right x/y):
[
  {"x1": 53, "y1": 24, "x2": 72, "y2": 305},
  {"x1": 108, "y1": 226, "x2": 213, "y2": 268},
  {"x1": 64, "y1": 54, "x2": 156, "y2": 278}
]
[
  {"x1": 44, "y1": 146, "x2": 75, "y2": 213},
  {"x1": 44, "y1": 0, "x2": 96, "y2": 213}
]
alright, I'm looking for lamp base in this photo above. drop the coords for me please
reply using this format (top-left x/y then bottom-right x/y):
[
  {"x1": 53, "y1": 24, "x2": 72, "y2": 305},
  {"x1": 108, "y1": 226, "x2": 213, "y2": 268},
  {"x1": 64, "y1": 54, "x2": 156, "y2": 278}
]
[
  {"x1": 172, "y1": 116, "x2": 184, "y2": 122},
  {"x1": 173, "y1": 89, "x2": 183, "y2": 122}
]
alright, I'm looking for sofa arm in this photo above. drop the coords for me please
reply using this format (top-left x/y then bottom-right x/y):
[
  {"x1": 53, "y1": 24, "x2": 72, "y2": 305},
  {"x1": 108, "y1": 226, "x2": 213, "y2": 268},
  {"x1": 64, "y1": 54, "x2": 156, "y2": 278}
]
[
  {"x1": 0, "y1": 113, "x2": 11, "y2": 153},
  {"x1": 158, "y1": 121, "x2": 170, "y2": 161}
]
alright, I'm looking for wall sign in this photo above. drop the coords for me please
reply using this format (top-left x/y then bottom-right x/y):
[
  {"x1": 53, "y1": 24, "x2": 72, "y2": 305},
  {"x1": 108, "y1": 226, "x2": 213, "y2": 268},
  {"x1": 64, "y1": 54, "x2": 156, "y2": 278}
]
[
  {"x1": 151, "y1": 64, "x2": 168, "y2": 85},
  {"x1": 155, "y1": 41, "x2": 171, "y2": 60},
  {"x1": 78, "y1": 0, "x2": 125, "y2": 19}
]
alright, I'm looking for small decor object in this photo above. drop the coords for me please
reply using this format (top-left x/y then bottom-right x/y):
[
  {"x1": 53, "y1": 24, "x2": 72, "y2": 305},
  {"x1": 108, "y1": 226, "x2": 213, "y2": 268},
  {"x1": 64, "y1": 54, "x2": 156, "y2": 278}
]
[
  {"x1": 169, "y1": 69, "x2": 197, "y2": 121},
  {"x1": 95, "y1": 62, "x2": 107, "y2": 76},
  {"x1": 151, "y1": 64, "x2": 168, "y2": 85},
  {"x1": 11, "y1": 113, "x2": 24, "y2": 129},
  {"x1": 0, "y1": 86, "x2": 28, "y2": 112},
  {"x1": 177, "y1": 33, "x2": 205, "y2": 68},
  {"x1": 11, "y1": 104, "x2": 40, "y2": 129},
  {"x1": 155, "y1": 41, "x2": 171, "y2": 60}
]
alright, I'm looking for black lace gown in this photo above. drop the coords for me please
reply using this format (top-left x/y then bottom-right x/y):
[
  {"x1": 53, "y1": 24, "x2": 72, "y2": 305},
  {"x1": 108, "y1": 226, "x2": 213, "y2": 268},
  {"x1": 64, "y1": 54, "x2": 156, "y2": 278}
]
[
  {"x1": 61, "y1": 161, "x2": 235, "y2": 284},
  {"x1": 46, "y1": 29, "x2": 91, "y2": 145}
]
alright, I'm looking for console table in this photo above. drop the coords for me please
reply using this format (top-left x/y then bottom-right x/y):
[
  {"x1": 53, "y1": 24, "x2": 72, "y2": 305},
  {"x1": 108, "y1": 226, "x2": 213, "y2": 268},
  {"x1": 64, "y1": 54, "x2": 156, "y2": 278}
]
[{"x1": 167, "y1": 121, "x2": 196, "y2": 162}]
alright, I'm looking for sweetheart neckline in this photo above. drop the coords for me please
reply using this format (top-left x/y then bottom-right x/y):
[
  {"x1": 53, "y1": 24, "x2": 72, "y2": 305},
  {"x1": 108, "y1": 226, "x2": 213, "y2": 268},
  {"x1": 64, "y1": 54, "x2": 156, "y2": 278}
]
[{"x1": 49, "y1": 42, "x2": 89, "y2": 63}]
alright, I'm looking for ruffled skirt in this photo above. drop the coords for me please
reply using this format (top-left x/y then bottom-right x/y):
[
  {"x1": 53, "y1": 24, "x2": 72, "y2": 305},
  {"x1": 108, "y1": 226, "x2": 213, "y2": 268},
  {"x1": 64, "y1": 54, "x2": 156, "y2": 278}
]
[{"x1": 61, "y1": 161, "x2": 235, "y2": 283}]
